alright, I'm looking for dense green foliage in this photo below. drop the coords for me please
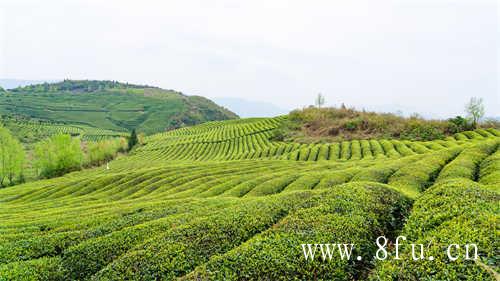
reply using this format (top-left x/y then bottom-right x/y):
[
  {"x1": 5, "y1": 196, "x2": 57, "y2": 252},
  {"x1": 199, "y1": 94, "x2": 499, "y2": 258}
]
[
  {"x1": 33, "y1": 134, "x2": 128, "y2": 179},
  {"x1": 128, "y1": 129, "x2": 138, "y2": 151},
  {"x1": 1, "y1": 80, "x2": 238, "y2": 135},
  {"x1": 133, "y1": 116, "x2": 495, "y2": 164},
  {"x1": 0, "y1": 126, "x2": 25, "y2": 187},
  {"x1": 33, "y1": 134, "x2": 84, "y2": 178},
  {"x1": 0, "y1": 116, "x2": 498, "y2": 280},
  {"x1": 479, "y1": 147, "x2": 500, "y2": 191},
  {"x1": 84, "y1": 138, "x2": 128, "y2": 167},
  {"x1": 448, "y1": 115, "x2": 474, "y2": 133},
  {"x1": 1, "y1": 116, "x2": 127, "y2": 144},
  {"x1": 186, "y1": 182, "x2": 411, "y2": 280},
  {"x1": 371, "y1": 179, "x2": 498, "y2": 280}
]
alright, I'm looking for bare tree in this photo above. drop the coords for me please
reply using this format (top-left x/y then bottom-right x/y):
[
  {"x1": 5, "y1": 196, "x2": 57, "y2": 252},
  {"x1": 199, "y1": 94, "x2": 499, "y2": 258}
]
[
  {"x1": 465, "y1": 97, "x2": 485, "y2": 128},
  {"x1": 315, "y1": 93, "x2": 325, "y2": 108}
]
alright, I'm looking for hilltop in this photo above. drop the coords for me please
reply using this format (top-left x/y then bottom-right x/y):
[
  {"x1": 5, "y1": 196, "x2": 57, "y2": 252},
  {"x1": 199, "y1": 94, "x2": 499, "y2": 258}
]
[
  {"x1": 0, "y1": 80, "x2": 238, "y2": 135},
  {"x1": 273, "y1": 106, "x2": 499, "y2": 143}
]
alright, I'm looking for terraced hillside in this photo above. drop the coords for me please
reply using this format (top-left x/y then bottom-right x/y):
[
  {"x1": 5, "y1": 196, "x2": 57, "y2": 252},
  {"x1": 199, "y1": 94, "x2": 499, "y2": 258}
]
[
  {"x1": 1, "y1": 80, "x2": 238, "y2": 135},
  {"x1": 1, "y1": 117, "x2": 128, "y2": 143},
  {"x1": 0, "y1": 117, "x2": 498, "y2": 280}
]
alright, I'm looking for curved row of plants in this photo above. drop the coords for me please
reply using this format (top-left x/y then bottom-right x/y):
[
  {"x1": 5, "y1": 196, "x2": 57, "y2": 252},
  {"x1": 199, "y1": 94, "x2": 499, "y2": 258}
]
[{"x1": 0, "y1": 117, "x2": 498, "y2": 280}]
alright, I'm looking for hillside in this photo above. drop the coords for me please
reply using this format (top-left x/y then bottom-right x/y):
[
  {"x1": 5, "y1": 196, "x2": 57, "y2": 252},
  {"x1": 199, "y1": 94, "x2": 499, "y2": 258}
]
[
  {"x1": 275, "y1": 106, "x2": 498, "y2": 142},
  {"x1": 0, "y1": 116, "x2": 128, "y2": 144},
  {"x1": 0, "y1": 80, "x2": 238, "y2": 135},
  {"x1": 0, "y1": 117, "x2": 498, "y2": 280}
]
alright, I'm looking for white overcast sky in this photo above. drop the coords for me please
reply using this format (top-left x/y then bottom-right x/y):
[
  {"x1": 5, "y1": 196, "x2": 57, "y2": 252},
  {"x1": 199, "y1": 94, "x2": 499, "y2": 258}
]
[{"x1": 0, "y1": 0, "x2": 498, "y2": 118}]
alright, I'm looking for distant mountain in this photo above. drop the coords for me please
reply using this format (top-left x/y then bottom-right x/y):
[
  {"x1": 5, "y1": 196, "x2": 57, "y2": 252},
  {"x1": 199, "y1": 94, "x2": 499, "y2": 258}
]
[
  {"x1": 0, "y1": 79, "x2": 58, "y2": 89},
  {"x1": 0, "y1": 80, "x2": 238, "y2": 135},
  {"x1": 213, "y1": 97, "x2": 288, "y2": 118}
]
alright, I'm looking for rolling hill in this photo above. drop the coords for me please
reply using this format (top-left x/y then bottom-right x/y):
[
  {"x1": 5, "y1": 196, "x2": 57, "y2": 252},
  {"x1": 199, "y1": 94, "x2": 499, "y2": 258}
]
[
  {"x1": 0, "y1": 80, "x2": 238, "y2": 136},
  {"x1": 0, "y1": 116, "x2": 498, "y2": 280}
]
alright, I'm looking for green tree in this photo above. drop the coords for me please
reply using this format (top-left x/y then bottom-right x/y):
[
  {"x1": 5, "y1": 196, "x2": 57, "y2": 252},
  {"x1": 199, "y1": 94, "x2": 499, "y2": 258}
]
[
  {"x1": 447, "y1": 116, "x2": 471, "y2": 133},
  {"x1": 85, "y1": 137, "x2": 128, "y2": 167},
  {"x1": 128, "y1": 129, "x2": 138, "y2": 151},
  {"x1": 465, "y1": 97, "x2": 485, "y2": 128},
  {"x1": 0, "y1": 126, "x2": 25, "y2": 187},
  {"x1": 34, "y1": 134, "x2": 83, "y2": 178}
]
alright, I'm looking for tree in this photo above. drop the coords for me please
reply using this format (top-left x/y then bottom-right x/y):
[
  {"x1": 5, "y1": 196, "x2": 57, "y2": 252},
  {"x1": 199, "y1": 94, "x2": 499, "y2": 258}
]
[
  {"x1": 447, "y1": 116, "x2": 471, "y2": 133},
  {"x1": 34, "y1": 134, "x2": 83, "y2": 178},
  {"x1": 128, "y1": 129, "x2": 138, "y2": 151},
  {"x1": 465, "y1": 97, "x2": 485, "y2": 129},
  {"x1": 315, "y1": 93, "x2": 325, "y2": 108},
  {"x1": 85, "y1": 137, "x2": 128, "y2": 167},
  {"x1": 0, "y1": 126, "x2": 25, "y2": 187}
]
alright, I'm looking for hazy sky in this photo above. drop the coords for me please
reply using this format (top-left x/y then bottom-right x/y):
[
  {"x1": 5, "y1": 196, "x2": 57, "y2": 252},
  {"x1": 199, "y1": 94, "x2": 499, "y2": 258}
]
[{"x1": 0, "y1": 0, "x2": 498, "y2": 118}]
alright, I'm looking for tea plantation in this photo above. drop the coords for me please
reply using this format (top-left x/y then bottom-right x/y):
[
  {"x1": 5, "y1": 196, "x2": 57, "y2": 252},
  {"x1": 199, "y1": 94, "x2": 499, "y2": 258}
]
[
  {"x1": 0, "y1": 117, "x2": 498, "y2": 280},
  {"x1": 1, "y1": 117, "x2": 128, "y2": 144},
  {"x1": 1, "y1": 80, "x2": 238, "y2": 135}
]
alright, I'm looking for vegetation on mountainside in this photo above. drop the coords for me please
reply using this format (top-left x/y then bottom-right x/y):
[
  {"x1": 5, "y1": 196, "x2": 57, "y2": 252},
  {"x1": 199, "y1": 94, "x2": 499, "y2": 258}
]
[
  {"x1": 134, "y1": 116, "x2": 498, "y2": 163},
  {"x1": 272, "y1": 104, "x2": 498, "y2": 143},
  {"x1": 0, "y1": 116, "x2": 498, "y2": 280},
  {"x1": 1, "y1": 115, "x2": 127, "y2": 144},
  {"x1": 0, "y1": 79, "x2": 236, "y2": 184},
  {"x1": 1, "y1": 80, "x2": 238, "y2": 135}
]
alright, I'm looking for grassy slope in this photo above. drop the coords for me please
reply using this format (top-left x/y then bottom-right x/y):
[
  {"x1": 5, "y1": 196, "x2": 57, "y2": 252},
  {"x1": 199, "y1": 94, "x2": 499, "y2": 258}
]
[
  {"x1": 1, "y1": 80, "x2": 238, "y2": 136},
  {"x1": 0, "y1": 117, "x2": 498, "y2": 280},
  {"x1": 275, "y1": 106, "x2": 497, "y2": 143}
]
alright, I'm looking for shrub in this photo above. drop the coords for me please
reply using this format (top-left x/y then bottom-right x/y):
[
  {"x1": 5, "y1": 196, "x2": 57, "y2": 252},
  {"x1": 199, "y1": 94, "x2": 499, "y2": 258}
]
[
  {"x1": 478, "y1": 147, "x2": 500, "y2": 191},
  {"x1": 400, "y1": 121, "x2": 445, "y2": 141},
  {"x1": 0, "y1": 126, "x2": 25, "y2": 187},
  {"x1": 360, "y1": 140, "x2": 373, "y2": 160},
  {"x1": 246, "y1": 174, "x2": 300, "y2": 196},
  {"x1": 316, "y1": 144, "x2": 329, "y2": 161},
  {"x1": 351, "y1": 155, "x2": 423, "y2": 186},
  {"x1": 447, "y1": 116, "x2": 472, "y2": 133},
  {"x1": 34, "y1": 134, "x2": 83, "y2": 178},
  {"x1": 315, "y1": 167, "x2": 361, "y2": 189},
  {"x1": 184, "y1": 182, "x2": 412, "y2": 281},
  {"x1": 435, "y1": 140, "x2": 498, "y2": 183},
  {"x1": 379, "y1": 140, "x2": 400, "y2": 158},
  {"x1": 283, "y1": 173, "x2": 324, "y2": 192},
  {"x1": 90, "y1": 192, "x2": 318, "y2": 280},
  {"x1": 371, "y1": 179, "x2": 499, "y2": 280},
  {"x1": 388, "y1": 148, "x2": 462, "y2": 197},
  {"x1": 369, "y1": 140, "x2": 386, "y2": 158},
  {"x1": 85, "y1": 137, "x2": 128, "y2": 167},
  {"x1": 340, "y1": 141, "x2": 351, "y2": 160},
  {"x1": 298, "y1": 145, "x2": 311, "y2": 161},
  {"x1": 391, "y1": 140, "x2": 415, "y2": 156},
  {"x1": 328, "y1": 143, "x2": 340, "y2": 160},
  {"x1": 350, "y1": 140, "x2": 362, "y2": 160},
  {"x1": 0, "y1": 257, "x2": 64, "y2": 281}
]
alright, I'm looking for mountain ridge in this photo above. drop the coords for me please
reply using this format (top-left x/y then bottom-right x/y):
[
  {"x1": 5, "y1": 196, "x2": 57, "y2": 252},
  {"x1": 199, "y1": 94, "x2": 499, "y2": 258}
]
[{"x1": 0, "y1": 80, "x2": 238, "y2": 135}]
